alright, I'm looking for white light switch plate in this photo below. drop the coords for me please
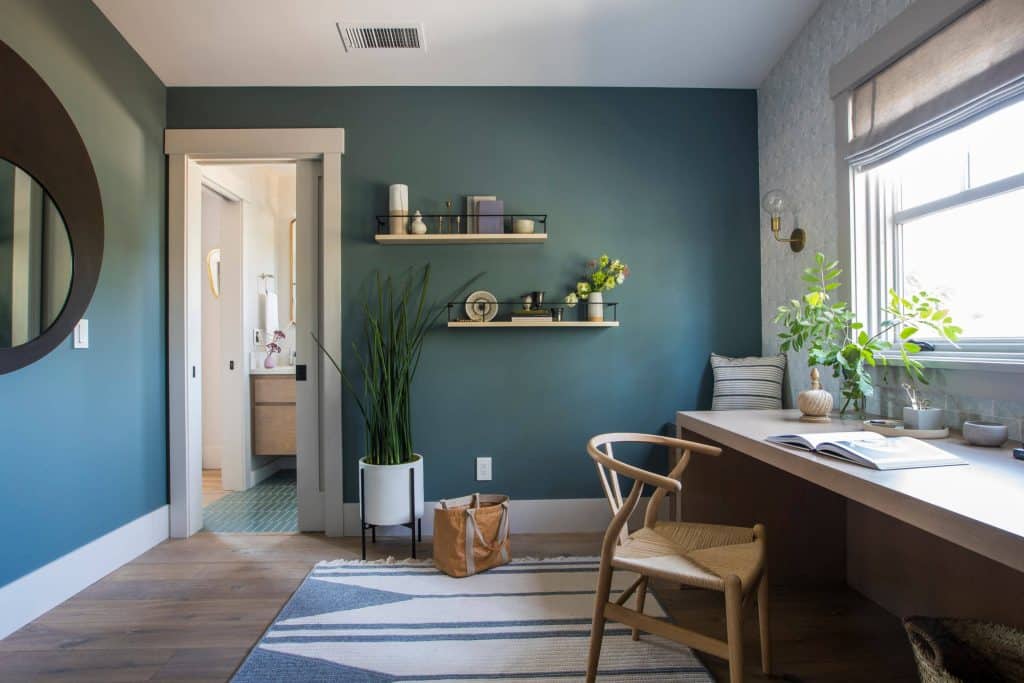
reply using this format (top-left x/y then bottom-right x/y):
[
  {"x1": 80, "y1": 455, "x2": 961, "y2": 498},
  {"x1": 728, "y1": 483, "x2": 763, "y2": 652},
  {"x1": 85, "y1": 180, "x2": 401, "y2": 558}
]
[
  {"x1": 476, "y1": 457, "x2": 492, "y2": 481},
  {"x1": 73, "y1": 319, "x2": 89, "y2": 348}
]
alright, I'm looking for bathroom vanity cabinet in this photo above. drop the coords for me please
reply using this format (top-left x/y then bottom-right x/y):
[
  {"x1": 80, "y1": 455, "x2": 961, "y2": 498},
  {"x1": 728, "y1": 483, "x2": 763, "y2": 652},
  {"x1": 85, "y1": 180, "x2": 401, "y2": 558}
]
[{"x1": 251, "y1": 374, "x2": 296, "y2": 456}]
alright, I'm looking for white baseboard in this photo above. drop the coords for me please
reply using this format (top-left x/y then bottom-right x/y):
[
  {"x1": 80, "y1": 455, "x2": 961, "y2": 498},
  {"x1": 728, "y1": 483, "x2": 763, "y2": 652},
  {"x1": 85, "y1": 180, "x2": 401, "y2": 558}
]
[
  {"x1": 0, "y1": 505, "x2": 169, "y2": 640},
  {"x1": 342, "y1": 497, "x2": 662, "y2": 537},
  {"x1": 251, "y1": 457, "x2": 283, "y2": 486}
]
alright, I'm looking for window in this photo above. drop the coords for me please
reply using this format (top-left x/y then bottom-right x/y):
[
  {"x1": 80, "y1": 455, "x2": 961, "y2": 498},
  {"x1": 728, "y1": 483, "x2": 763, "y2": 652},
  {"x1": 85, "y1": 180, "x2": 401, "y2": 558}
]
[
  {"x1": 853, "y1": 97, "x2": 1024, "y2": 348},
  {"x1": 834, "y1": 0, "x2": 1024, "y2": 363}
]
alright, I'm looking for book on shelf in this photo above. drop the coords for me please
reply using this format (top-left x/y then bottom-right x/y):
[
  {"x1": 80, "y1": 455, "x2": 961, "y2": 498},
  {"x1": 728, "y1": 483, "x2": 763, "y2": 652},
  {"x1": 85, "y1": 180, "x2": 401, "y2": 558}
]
[
  {"x1": 765, "y1": 431, "x2": 967, "y2": 470},
  {"x1": 477, "y1": 199, "x2": 504, "y2": 234},
  {"x1": 510, "y1": 309, "x2": 553, "y2": 322}
]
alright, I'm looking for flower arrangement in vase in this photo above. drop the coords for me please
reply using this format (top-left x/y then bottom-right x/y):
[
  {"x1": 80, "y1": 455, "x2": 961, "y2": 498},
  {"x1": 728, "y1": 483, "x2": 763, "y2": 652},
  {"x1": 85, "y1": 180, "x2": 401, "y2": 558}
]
[
  {"x1": 563, "y1": 254, "x2": 629, "y2": 321},
  {"x1": 264, "y1": 329, "x2": 285, "y2": 369},
  {"x1": 775, "y1": 253, "x2": 960, "y2": 414}
]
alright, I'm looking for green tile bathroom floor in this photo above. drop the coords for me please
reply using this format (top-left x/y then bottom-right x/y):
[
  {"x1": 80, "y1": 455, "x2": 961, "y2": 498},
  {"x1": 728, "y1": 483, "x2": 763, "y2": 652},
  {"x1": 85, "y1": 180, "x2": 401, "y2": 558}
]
[{"x1": 202, "y1": 470, "x2": 297, "y2": 533}]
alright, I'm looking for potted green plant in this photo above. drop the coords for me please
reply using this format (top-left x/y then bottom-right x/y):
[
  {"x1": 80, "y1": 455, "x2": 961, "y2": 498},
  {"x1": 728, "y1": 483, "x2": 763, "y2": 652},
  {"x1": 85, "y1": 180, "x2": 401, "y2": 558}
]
[
  {"x1": 316, "y1": 265, "x2": 479, "y2": 526},
  {"x1": 563, "y1": 254, "x2": 629, "y2": 322},
  {"x1": 775, "y1": 253, "x2": 960, "y2": 414},
  {"x1": 316, "y1": 265, "x2": 444, "y2": 526},
  {"x1": 900, "y1": 381, "x2": 944, "y2": 430}
]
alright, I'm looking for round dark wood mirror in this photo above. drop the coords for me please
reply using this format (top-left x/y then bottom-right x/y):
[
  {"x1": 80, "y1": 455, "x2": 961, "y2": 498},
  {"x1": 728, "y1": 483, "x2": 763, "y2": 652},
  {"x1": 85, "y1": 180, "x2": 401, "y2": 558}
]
[{"x1": 0, "y1": 40, "x2": 103, "y2": 374}]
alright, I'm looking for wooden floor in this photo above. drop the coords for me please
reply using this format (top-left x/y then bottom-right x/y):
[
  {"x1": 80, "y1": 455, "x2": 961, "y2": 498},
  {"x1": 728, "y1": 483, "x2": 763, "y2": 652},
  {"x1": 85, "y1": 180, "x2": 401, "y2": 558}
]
[
  {"x1": 201, "y1": 469, "x2": 227, "y2": 507},
  {"x1": 0, "y1": 532, "x2": 918, "y2": 682}
]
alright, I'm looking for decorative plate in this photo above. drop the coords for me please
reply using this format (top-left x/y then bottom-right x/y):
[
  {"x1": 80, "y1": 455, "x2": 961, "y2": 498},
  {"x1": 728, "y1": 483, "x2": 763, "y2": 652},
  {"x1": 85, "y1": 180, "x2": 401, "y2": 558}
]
[
  {"x1": 465, "y1": 290, "x2": 498, "y2": 322},
  {"x1": 862, "y1": 419, "x2": 949, "y2": 440}
]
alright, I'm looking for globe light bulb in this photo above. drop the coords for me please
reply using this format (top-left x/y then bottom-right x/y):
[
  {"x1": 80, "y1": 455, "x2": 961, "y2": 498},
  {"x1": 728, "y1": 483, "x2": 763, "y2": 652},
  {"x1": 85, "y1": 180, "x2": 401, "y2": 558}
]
[{"x1": 761, "y1": 189, "x2": 789, "y2": 217}]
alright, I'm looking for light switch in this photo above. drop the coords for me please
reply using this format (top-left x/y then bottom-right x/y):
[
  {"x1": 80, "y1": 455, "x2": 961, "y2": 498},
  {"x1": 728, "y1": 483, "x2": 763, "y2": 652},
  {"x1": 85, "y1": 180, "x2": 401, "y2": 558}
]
[
  {"x1": 476, "y1": 457, "x2": 492, "y2": 481},
  {"x1": 73, "y1": 319, "x2": 89, "y2": 349}
]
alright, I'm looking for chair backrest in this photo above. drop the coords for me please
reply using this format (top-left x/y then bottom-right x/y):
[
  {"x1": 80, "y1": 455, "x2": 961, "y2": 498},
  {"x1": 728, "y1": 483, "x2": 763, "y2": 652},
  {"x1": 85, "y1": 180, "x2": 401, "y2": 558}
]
[{"x1": 587, "y1": 432, "x2": 721, "y2": 544}]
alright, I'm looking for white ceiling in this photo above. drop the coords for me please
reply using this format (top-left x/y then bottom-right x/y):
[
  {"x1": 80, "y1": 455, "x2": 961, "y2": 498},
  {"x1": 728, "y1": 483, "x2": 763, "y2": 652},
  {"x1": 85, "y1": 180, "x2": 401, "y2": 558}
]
[{"x1": 94, "y1": 0, "x2": 821, "y2": 88}]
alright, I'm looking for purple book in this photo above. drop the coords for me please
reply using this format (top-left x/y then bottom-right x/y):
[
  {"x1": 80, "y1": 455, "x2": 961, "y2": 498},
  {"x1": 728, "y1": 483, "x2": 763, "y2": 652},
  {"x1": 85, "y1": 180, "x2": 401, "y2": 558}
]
[{"x1": 477, "y1": 200, "x2": 504, "y2": 234}]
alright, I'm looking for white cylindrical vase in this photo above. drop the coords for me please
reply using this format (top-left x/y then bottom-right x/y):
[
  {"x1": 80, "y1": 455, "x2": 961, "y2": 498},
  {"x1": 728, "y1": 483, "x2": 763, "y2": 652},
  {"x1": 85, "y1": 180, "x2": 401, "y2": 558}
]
[
  {"x1": 587, "y1": 291, "x2": 604, "y2": 322},
  {"x1": 388, "y1": 184, "x2": 409, "y2": 235},
  {"x1": 359, "y1": 454, "x2": 424, "y2": 526}
]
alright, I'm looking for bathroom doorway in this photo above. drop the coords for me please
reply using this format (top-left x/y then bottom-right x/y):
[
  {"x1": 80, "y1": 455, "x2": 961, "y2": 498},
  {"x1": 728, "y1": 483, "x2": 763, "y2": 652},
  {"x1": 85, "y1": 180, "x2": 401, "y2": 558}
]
[
  {"x1": 199, "y1": 164, "x2": 298, "y2": 532},
  {"x1": 165, "y1": 129, "x2": 344, "y2": 539}
]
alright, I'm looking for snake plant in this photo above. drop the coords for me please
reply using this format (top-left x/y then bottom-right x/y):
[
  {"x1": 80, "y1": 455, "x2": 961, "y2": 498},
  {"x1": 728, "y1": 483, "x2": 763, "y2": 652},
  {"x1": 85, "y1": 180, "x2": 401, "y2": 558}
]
[{"x1": 317, "y1": 264, "x2": 477, "y2": 466}]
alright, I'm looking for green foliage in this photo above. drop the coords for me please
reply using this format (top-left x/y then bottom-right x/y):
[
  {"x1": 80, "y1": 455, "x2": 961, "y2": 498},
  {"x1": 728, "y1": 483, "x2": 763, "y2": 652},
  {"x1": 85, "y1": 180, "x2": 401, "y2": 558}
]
[
  {"x1": 315, "y1": 265, "x2": 478, "y2": 466},
  {"x1": 566, "y1": 254, "x2": 630, "y2": 302},
  {"x1": 775, "y1": 253, "x2": 961, "y2": 413}
]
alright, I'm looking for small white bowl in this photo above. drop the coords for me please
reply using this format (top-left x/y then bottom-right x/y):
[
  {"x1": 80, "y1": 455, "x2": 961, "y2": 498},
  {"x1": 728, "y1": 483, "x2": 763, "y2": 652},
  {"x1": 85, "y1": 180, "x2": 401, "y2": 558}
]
[
  {"x1": 512, "y1": 218, "x2": 535, "y2": 234},
  {"x1": 962, "y1": 420, "x2": 1008, "y2": 447}
]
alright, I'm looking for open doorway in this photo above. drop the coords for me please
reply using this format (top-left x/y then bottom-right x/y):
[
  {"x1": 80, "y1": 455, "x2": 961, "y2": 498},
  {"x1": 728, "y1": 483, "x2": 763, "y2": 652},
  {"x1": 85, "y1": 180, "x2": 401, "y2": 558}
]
[
  {"x1": 165, "y1": 128, "x2": 344, "y2": 539},
  {"x1": 199, "y1": 163, "x2": 298, "y2": 532}
]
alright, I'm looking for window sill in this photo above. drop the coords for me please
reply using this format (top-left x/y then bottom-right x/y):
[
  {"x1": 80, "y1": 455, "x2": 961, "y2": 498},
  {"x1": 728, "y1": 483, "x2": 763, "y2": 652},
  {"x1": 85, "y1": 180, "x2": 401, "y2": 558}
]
[{"x1": 877, "y1": 351, "x2": 1024, "y2": 373}]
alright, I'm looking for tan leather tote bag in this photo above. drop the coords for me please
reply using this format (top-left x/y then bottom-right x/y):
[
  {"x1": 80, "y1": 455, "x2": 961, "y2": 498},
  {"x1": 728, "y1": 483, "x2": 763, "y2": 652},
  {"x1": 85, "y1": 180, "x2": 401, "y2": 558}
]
[{"x1": 433, "y1": 493, "x2": 510, "y2": 578}]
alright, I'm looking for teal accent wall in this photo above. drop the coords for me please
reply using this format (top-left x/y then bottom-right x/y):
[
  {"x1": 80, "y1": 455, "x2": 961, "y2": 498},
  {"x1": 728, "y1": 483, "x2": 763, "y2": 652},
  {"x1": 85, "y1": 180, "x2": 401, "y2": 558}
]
[
  {"x1": 168, "y1": 86, "x2": 761, "y2": 504},
  {"x1": 0, "y1": 1, "x2": 167, "y2": 587}
]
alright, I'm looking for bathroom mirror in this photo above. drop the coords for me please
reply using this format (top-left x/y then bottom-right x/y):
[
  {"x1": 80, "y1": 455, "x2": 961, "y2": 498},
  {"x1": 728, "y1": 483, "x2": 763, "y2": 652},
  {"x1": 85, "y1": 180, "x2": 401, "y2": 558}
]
[
  {"x1": 0, "y1": 40, "x2": 104, "y2": 374},
  {"x1": 289, "y1": 218, "x2": 296, "y2": 324},
  {"x1": 0, "y1": 158, "x2": 74, "y2": 347}
]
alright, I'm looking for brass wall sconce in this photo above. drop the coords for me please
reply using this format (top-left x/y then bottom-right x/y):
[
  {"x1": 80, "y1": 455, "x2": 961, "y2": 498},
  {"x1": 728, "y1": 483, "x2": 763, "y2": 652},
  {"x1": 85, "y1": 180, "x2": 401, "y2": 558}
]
[{"x1": 762, "y1": 189, "x2": 805, "y2": 253}]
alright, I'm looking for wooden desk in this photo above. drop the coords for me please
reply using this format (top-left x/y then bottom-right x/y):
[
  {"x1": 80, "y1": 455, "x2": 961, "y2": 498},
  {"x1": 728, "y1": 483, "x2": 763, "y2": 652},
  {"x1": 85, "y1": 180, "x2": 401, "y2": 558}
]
[{"x1": 674, "y1": 409, "x2": 1024, "y2": 624}]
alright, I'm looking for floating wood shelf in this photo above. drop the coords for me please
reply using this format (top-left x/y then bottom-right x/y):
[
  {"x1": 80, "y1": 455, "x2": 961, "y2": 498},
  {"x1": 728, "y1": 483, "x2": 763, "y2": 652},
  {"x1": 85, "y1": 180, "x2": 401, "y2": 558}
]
[
  {"x1": 375, "y1": 233, "x2": 547, "y2": 245},
  {"x1": 447, "y1": 320, "x2": 619, "y2": 328}
]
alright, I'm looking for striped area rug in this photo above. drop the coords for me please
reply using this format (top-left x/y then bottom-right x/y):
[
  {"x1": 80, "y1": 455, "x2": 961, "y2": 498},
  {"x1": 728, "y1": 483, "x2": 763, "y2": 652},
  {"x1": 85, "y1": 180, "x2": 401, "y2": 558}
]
[{"x1": 232, "y1": 557, "x2": 713, "y2": 682}]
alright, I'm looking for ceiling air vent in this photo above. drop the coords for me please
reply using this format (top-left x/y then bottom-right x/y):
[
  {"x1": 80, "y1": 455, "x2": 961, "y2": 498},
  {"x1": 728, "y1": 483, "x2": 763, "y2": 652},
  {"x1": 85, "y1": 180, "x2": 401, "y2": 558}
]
[{"x1": 336, "y1": 23, "x2": 426, "y2": 52}]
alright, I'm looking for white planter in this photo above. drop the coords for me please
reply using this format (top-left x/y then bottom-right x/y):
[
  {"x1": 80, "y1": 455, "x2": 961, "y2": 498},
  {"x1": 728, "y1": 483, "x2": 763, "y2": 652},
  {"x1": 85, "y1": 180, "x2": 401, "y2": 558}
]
[
  {"x1": 588, "y1": 291, "x2": 604, "y2": 322},
  {"x1": 359, "y1": 454, "x2": 424, "y2": 526},
  {"x1": 903, "y1": 407, "x2": 944, "y2": 430}
]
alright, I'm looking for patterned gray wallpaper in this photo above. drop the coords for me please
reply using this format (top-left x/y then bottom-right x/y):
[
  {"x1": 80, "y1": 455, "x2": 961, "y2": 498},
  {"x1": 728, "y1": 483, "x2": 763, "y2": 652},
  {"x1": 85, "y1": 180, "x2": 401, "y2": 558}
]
[{"x1": 757, "y1": 0, "x2": 1024, "y2": 440}]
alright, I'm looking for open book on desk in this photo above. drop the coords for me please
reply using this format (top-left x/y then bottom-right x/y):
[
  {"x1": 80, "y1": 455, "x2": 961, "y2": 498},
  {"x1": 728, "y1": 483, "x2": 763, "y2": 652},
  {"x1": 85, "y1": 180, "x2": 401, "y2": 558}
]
[{"x1": 766, "y1": 431, "x2": 967, "y2": 470}]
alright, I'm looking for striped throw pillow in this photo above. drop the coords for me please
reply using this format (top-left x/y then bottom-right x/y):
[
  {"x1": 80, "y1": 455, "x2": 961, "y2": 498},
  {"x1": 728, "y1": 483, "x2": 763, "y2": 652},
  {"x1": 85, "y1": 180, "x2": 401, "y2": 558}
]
[{"x1": 710, "y1": 353, "x2": 786, "y2": 410}]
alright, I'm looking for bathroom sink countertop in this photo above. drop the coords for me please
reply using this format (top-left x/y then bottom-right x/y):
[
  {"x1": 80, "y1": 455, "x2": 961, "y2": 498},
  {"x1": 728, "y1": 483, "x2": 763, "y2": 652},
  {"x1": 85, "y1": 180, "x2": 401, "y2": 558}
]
[{"x1": 250, "y1": 366, "x2": 296, "y2": 375}]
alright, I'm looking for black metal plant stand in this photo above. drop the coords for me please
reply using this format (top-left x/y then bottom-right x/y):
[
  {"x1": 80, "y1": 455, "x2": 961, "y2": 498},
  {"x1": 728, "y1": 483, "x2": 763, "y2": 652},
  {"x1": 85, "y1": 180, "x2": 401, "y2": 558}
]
[{"x1": 360, "y1": 466, "x2": 422, "y2": 560}]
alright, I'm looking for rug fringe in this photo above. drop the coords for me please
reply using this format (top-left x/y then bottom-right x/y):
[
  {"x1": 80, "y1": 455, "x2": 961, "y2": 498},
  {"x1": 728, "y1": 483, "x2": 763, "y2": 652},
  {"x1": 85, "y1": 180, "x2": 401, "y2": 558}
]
[
  {"x1": 316, "y1": 557, "x2": 435, "y2": 568},
  {"x1": 315, "y1": 555, "x2": 600, "y2": 568}
]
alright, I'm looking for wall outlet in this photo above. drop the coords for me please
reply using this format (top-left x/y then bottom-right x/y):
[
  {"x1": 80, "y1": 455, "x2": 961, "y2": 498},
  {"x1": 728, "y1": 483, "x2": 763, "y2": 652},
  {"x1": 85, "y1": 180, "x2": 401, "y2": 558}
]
[{"x1": 476, "y1": 457, "x2": 492, "y2": 481}]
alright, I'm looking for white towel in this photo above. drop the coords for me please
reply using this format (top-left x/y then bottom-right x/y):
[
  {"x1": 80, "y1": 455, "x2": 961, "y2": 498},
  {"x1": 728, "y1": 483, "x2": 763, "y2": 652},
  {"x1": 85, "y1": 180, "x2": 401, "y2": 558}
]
[{"x1": 261, "y1": 291, "x2": 279, "y2": 333}]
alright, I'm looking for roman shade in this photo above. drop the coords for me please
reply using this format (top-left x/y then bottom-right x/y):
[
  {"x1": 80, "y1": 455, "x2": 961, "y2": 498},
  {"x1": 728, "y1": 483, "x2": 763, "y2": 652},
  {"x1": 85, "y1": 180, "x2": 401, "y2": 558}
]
[{"x1": 844, "y1": 0, "x2": 1024, "y2": 165}]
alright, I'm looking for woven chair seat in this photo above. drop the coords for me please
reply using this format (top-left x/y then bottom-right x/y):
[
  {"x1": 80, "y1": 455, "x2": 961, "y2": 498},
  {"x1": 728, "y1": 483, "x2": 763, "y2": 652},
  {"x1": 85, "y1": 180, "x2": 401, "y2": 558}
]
[
  {"x1": 612, "y1": 521, "x2": 764, "y2": 591},
  {"x1": 584, "y1": 432, "x2": 771, "y2": 682}
]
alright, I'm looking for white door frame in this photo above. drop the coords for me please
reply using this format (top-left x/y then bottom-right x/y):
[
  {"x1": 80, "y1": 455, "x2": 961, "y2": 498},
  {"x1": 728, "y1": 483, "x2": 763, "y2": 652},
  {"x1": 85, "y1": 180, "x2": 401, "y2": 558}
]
[{"x1": 166, "y1": 129, "x2": 345, "y2": 538}]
